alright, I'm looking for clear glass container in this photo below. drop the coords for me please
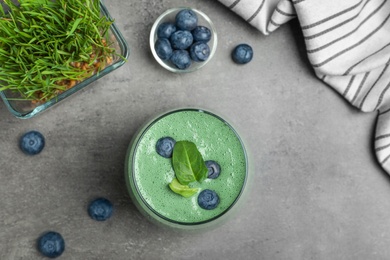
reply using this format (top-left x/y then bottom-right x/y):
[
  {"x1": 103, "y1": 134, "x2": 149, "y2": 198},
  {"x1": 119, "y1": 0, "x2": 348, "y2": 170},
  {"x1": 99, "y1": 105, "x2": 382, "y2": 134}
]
[
  {"x1": 125, "y1": 108, "x2": 250, "y2": 231},
  {"x1": 0, "y1": 1, "x2": 129, "y2": 119},
  {"x1": 150, "y1": 8, "x2": 218, "y2": 73}
]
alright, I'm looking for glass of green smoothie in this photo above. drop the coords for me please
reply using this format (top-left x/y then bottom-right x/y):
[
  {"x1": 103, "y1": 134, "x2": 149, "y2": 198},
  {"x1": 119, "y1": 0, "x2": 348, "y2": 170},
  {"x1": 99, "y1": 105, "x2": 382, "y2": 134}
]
[{"x1": 125, "y1": 108, "x2": 249, "y2": 230}]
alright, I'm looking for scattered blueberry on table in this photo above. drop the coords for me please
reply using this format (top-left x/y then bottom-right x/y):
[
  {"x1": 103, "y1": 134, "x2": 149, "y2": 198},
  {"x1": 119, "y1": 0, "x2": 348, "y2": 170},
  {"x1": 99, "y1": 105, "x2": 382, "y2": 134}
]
[
  {"x1": 156, "y1": 137, "x2": 176, "y2": 158},
  {"x1": 37, "y1": 231, "x2": 65, "y2": 258},
  {"x1": 232, "y1": 43, "x2": 253, "y2": 64},
  {"x1": 88, "y1": 198, "x2": 113, "y2": 221},
  {"x1": 198, "y1": 189, "x2": 220, "y2": 210},
  {"x1": 205, "y1": 160, "x2": 221, "y2": 179},
  {"x1": 20, "y1": 130, "x2": 45, "y2": 155}
]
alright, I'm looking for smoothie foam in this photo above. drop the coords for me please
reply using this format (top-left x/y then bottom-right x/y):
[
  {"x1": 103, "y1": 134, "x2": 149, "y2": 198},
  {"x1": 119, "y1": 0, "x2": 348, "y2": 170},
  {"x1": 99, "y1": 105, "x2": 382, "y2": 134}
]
[{"x1": 129, "y1": 109, "x2": 247, "y2": 224}]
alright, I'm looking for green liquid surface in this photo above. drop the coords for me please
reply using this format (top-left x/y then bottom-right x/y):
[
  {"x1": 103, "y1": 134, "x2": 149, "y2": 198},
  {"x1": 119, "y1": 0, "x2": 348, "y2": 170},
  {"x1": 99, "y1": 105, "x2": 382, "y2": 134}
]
[{"x1": 132, "y1": 110, "x2": 247, "y2": 224}]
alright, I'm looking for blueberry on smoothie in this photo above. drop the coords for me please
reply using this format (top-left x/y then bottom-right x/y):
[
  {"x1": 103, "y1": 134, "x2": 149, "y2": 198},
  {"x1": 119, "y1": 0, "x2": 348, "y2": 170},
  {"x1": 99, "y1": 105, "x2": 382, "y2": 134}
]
[
  {"x1": 20, "y1": 130, "x2": 45, "y2": 155},
  {"x1": 155, "y1": 38, "x2": 173, "y2": 61},
  {"x1": 190, "y1": 42, "x2": 210, "y2": 62},
  {"x1": 37, "y1": 231, "x2": 65, "y2": 258},
  {"x1": 175, "y1": 9, "x2": 198, "y2": 31},
  {"x1": 205, "y1": 160, "x2": 221, "y2": 179},
  {"x1": 170, "y1": 50, "x2": 192, "y2": 70},
  {"x1": 192, "y1": 25, "x2": 211, "y2": 43},
  {"x1": 231, "y1": 44, "x2": 253, "y2": 64},
  {"x1": 198, "y1": 189, "x2": 220, "y2": 210},
  {"x1": 88, "y1": 198, "x2": 113, "y2": 221},
  {"x1": 157, "y1": 22, "x2": 176, "y2": 39},
  {"x1": 156, "y1": 137, "x2": 176, "y2": 158},
  {"x1": 170, "y1": 30, "x2": 193, "y2": 50}
]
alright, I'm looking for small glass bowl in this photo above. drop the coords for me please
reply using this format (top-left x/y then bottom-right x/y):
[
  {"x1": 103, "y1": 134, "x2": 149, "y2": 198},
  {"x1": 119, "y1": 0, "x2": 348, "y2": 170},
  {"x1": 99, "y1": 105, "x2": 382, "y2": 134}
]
[
  {"x1": 150, "y1": 8, "x2": 218, "y2": 73},
  {"x1": 0, "y1": 1, "x2": 129, "y2": 119}
]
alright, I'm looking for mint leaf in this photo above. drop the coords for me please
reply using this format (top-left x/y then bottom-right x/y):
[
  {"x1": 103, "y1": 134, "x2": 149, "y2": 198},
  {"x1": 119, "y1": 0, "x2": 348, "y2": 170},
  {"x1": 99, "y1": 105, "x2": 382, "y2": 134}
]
[
  {"x1": 172, "y1": 141, "x2": 208, "y2": 185},
  {"x1": 168, "y1": 178, "x2": 199, "y2": 198}
]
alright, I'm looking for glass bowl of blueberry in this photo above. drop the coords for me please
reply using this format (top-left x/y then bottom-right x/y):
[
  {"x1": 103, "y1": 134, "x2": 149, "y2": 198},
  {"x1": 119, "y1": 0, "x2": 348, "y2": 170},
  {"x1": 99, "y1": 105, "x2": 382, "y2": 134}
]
[{"x1": 150, "y1": 8, "x2": 217, "y2": 73}]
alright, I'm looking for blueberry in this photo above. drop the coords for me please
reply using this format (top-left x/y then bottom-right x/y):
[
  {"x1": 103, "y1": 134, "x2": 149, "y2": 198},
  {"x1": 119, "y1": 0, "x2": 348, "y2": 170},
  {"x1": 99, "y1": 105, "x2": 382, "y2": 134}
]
[
  {"x1": 157, "y1": 22, "x2": 176, "y2": 39},
  {"x1": 20, "y1": 130, "x2": 45, "y2": 155},
  {"x1": 231, "y1": 44, "x2": 253, "y2": 64},
  {"x1": 205, "y1": 160, "x2": 221, "y2": 179},
  {"x1": 190, "y1": 42, "x2": 210, "y2": 62},
  {"x1": 170, "y1": 50, "x2": 192, "y2": 70},
  {"x1": 156, "y1": 137, "x2": 176, "y2": 158},
  {"x1": 198, "y1": 189, "x2": 220, "y2": 210},
  {"x1": 88, "y1": 198, "x2": 113, "y2": 221},
  {"x1": 170, "y1": 30, "x2": 193, "y2": 50},
  {"x1": 37, "y1": 231, "x2": 65, "y2": 258},
  {"x1": 175, "y1": 9, "x2": 198, "y2": 31},
  {"x1": 191, "y1": 26, "x2": 211, "y2": 43},
  {"x1": 155, "y1": 38, "x2": 173, "y2": 61}
]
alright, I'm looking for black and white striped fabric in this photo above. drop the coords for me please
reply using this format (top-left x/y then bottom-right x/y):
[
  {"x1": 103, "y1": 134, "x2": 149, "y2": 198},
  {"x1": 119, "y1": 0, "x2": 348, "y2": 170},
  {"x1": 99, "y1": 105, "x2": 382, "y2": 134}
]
[{"x1": 218, "y1": 0, "x2": 390, "y2": 174}]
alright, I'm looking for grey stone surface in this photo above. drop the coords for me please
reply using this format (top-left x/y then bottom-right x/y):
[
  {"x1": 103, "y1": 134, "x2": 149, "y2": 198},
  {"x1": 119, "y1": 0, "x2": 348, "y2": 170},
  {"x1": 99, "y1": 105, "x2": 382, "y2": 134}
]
[{"x1": 1, "y1": 0, "x2": 390, "y2": 259}]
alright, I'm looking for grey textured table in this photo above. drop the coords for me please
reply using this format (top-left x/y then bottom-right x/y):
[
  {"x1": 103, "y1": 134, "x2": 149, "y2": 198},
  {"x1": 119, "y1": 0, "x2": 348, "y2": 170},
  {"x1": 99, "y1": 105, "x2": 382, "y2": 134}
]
[{"x1": 1, "y1": 0, "x2": 390, "y2": 259}]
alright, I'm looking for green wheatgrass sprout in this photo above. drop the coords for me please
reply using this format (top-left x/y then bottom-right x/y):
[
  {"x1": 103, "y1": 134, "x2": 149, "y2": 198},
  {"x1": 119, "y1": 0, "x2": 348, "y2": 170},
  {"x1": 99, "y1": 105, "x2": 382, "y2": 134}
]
[{"x1": 0, "y1": 0, "x2": 122, "y2": 102}]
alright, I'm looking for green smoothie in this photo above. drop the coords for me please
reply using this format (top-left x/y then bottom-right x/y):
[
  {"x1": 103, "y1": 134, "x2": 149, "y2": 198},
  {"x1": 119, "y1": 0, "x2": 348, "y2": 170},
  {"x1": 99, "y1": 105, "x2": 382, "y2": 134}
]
[{"x1": 125, "y1": 108, "x2": 248, "y2": 227}]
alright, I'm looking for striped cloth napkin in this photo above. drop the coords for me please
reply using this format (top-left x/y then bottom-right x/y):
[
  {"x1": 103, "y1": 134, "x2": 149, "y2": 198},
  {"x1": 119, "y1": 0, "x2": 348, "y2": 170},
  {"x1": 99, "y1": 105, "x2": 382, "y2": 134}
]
[{"x1": 218, "y1": 0, "x2": 390, "y2": 174}]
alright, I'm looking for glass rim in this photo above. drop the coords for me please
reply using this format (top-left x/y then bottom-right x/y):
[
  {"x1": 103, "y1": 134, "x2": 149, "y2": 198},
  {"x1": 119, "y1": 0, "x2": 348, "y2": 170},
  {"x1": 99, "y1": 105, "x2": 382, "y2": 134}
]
[{"x1": 129, "y1": 108, "x2": 249, "y2": 226}]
